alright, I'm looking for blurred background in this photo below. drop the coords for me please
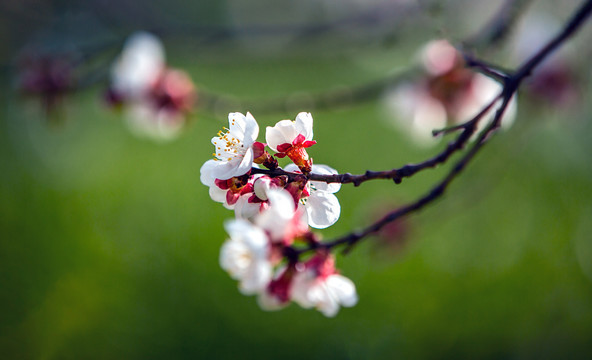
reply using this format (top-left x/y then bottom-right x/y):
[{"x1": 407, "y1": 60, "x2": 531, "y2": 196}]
[{"x1": 2, "y1": 0, "x2": 592, "y2": 358}]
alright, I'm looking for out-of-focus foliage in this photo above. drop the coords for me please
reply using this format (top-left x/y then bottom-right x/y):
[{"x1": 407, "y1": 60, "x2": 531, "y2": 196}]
[{"x1": 1, "y1": 0, "x2": 592, "y2": 358}]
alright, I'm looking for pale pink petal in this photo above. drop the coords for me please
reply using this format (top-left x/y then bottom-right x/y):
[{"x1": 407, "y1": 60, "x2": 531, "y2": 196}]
[{"x1": 421, "y1": 39, "x2": 458, "y2": 76}]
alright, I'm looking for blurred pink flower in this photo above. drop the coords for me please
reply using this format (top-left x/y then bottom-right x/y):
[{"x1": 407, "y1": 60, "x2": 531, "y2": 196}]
[
  {"x1": 108, "y1": 32, "x2": 196, "y2": 141},
  {"x1": 384, "y1": 39, "x2": 516, "y2": 146}
]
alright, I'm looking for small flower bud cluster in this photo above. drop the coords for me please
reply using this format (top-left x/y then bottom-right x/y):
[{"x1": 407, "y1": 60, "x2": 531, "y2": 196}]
[
  {"x1": 106, "y1": 32, "x2": 196, "y2": 141},
  {"x1": 200, "y1": 111, "x2": 358, "y2": 317}
]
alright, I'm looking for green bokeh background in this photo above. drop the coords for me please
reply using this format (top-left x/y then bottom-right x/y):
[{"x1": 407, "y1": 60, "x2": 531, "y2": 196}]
[{"x1": 2, "y1": 1, "x2": 592, "y2": 358}]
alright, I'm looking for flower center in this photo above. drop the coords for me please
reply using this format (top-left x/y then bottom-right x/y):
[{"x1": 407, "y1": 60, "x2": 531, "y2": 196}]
[{"x1": 213, "y1": 127, "x2": 246, "y2": 161}]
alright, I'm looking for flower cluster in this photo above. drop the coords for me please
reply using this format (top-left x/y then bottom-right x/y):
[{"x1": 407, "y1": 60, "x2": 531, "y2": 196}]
[
  {"x1": 106, "y1": 32, "x2": 196, "y2": 141},
  {"x1": 384, "y1": 39, "x2": 516, "y2": 146},
  {"x1": 200, "y1": 112, "x2": 357, "y2": 316}
]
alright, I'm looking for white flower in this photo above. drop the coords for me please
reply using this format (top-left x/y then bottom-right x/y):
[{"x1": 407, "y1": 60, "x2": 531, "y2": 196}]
[
  {"x1": 285, "y1": 163, "x2": 341, "y2": 229},
  {"x1": 110, "y1": 33, "x2": 196, "y2": 142},
  {"x1": 111, "y1": 32, "x2": 164, "y2": 101},
  {"x1": 220, "y1": 219, "x2": 272, "y2": 295},
  {"x1": 291, "y1": 269, "x2": 358, "y2": 317},
  {"x1": 202, "y1": 112, "x2": 259, "y2": 181},
  {"x1": 265, "y1": 112, "x2": 314, "y2": 152},
  {"x1": 265, "y1": 112, "x2": 317, "y2": 172}
]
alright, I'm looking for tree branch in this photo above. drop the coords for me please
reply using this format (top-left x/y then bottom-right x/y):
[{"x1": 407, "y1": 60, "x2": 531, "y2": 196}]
[{"x1": 292, "y1": 0, "x2": 592, "y2": 256}]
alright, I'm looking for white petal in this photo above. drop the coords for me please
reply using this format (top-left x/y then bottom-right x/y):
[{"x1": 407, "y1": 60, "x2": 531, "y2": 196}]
[
  {"x1": 234, "y1": 146, "x2": 255, "y2": 177},
  {"x1": 265, "y1": 126, "x2": 285, "y2": 152},
  {"x1": 210, "y1": 148, "x2": 253, "y2": 181},
  {"x1": 257, "y1": 291, "x2": 287, "y2": 311},
  {"x1": 315, "y1": 288, "x2": 340, "y2": 317},
  {"x1": 256, "y1": 189, "x2": 297, "y2": 241},
  {"x1": 219, "y1": 239, "x2": 250, "y2": 278},
  {"x1": 153, "y1": 109, "x2": 184, "y2": 141},
  {"x1": 290, "y1": 271, "x2": 315, "y2": 308},
  {"x1": 253, "y1": 177, "x2": 272, "y2": 200},
  {"x1": 265, "y1": 120, "x2": 298, "y2": 151},
  {"x1": 239, "y1": 261, "x2": 272, "y2": 295},
  {"x1": 243, "y1": 112, "x2": 260, "y2": 146},
  {"x1": 297, "y1": 202, "x2": 309, "y2": 224},
  {"x1": 310, "y1": 164, "x2": 341, "y2": 193},
  {"x1": 124, "y1": 104, "x2": 154, "y2": 138},
  {"x1": 262, "y1": 189, "x2": 296, "y2": 221},
  {"x1": 224, "y1": 219, "x2": 268, "y2": 249},
  {"x1": 326, "y1": 274, "x2": 358, "y2": 308},
  {"x1": 304, "y1": 281, "x2": 340, "y2": 317},
  {"x1": 199, "y1": 159, "x2": 218, "y2": 186},
  {"x1": 228, "y1": 112, "x2": 247, "y2": 139},
  {"x1": 234, "y1": 196, "x2": 261, "y2": 221},
  {"x1": 209, "y1": 186, "x2": 230, "y2": 207},
  {"x1": 306, "y1": 192, "x2": 341, "y2": 229},
  {"x1": 220, "y1": 219, "x2": 271, "y2": 294},
  {"x1": 411, "y1": 95, "x2": 447, "y2": 146},
  {"x1": 210, "y1": 158, "x2": 243, "y2": 180},
  {"x1": 470, "y1": 74, "x2": 517, "y2": 130},
  {"x1": 283, "y1": 163, "x2": 299, "y2": 173},
  {"x1": 294, "y1": 112, "x2": 314, "y2": 141},
  {"x1": 111, "y1": 32, "x2": 164, "y2": 98}
]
